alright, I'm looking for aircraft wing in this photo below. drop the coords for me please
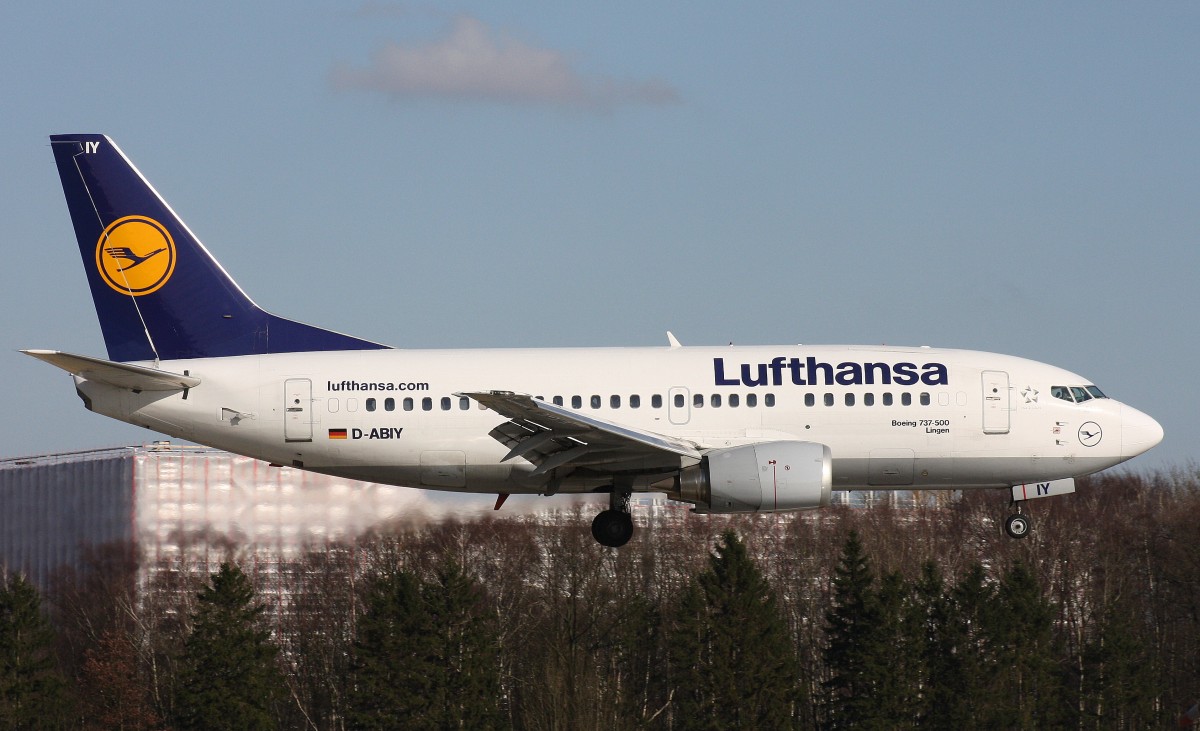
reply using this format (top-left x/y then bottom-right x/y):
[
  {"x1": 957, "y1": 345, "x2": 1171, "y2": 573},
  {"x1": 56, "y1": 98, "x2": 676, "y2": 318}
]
[
  {"x1": 460, "y1": 391, "x2": 702, "y2": 477},
  {"x1": 22, "y1": 350, "x2": 200, "y2": 391}
]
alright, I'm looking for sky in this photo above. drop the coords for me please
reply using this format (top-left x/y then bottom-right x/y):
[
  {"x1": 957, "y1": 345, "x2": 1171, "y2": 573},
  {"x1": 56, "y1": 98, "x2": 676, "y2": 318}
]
[{"x1": 2, "y1": 2, "x2": 1197, "y2": 475}]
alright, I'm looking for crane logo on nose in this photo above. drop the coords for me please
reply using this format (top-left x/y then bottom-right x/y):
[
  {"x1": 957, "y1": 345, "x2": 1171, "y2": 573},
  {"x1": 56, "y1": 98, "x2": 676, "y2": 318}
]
[{"x1": 1078, "y1": 421, "x2": 1102, "y2": 448}]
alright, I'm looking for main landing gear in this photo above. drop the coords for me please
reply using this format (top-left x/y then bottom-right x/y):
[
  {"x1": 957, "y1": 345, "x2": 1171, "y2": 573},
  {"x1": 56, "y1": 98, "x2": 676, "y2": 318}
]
[
  {"x1": 592, "y1": 485, "x2": 634, "y2": 548},
  {"x1": 1004, "y1": 502, "x2": 1031, "y2": 539}
]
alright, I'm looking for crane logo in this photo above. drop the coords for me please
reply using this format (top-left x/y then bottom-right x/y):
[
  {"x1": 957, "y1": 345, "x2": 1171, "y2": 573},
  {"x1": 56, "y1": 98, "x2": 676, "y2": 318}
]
[{"x1": 95, "y1": 216, "x2": 176, "y2": 296}]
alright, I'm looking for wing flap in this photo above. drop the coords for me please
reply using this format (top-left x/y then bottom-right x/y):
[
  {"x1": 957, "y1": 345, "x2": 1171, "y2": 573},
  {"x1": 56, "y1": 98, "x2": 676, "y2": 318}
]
[
  {"x1": 22, "y1": 350, "x2": 200, "y2": 391},
  {"x1": 462, "y1": 391, "x2": 701, "y2": 477}
]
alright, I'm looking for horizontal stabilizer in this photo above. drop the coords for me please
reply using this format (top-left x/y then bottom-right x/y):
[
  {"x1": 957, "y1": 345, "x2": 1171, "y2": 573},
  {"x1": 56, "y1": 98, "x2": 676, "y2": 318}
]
[{"x1": 22, "y1": 349, "x2": 200, "y2": 391}]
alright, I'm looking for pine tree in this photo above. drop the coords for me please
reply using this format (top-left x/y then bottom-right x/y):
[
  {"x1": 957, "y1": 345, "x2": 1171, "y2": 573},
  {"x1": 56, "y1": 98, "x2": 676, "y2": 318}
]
[
  {"x1": 0, "y1": 572, "x2": 72, "y2": 730},
  {"x1": 668, "y1": 529, "x2": 797, "y2": 730},
  {"x1": 1081, "y1": 598, "x2": 1157, "y2": 728},
  {"x1": 870, "y1": 571, "x2": 917, "y2": 727},
  {"x1": 986, "y1": 560, "x2": 1068, "y2": 728},
  {"x1": 909, "y1": 561, "x2": 967, "y2": 730},
  {"x1": 421, "y1": 559, "x2": 503, "y2": 729},
  {"x1": 670, "y1": 577, "x2": 720, "y2": 731},
  {"x1": 822, "y1": 530, "x2": 884, "y2": 730},
  {"x1": 346, "y1": 568, "x2": 438, "y2": 729},
  {"x1": 173, "y1": 561, "x2": 285, "y2": 731}
]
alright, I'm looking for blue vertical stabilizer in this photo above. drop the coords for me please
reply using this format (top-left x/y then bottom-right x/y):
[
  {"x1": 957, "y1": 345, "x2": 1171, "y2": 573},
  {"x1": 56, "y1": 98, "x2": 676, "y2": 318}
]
[{"x1": 50, "y1": 134, "x2": 390, "y2": 362}]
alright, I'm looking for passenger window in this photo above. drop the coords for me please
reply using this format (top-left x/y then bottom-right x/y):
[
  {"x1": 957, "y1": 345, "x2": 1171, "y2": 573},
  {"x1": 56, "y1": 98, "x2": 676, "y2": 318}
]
[
  {"x1": 366, "y1": 398, "x2": 376, "y2": 412},
  {"x1": 901, "y1": 393, "x2": 912, "y2": 406},
  {"x1": 652, "y1": 395, "x2": 663, "y2": 408},
  {"x1": 630, "y1": 395, "x2": 641, "y2": 409},
  {"x1": 674, "y1": 394, "x2": 685, "y2": 408},
  {"x1": 711, "y1": 394, "x2": 722, "y2": 408},
  {"x1": 864, "y1": 393, "x2": 874, "y2": 406},
  {"x1": 824, "y1": 393, "x2": 834, "y2": 407},
  {"x1": 385, "y1": 398, "x2": 395, "y2": 411},
  {"x1": 328, "y1": 398, "x2": 339, "y2": 413},
  {"x1": 765, "y1": 394, "x2": 776, "y2": 407},
  {"x1": 553, "y1": 396, "x2": 564, "y2": 406},
  {"x1": 804, "y1": 393, "x2": 815, "y2": 407},
  {"x1": 611, "y1": 395, "x2": 621, "y2": 409},
  {"x1": 591, "y1": 395, "x2": 601, "y2": 409},
  {"x1": 403, "y1": 397, "x2": 414, "y2": 411},
  {"x1": 729, "y1": 394, "x2": 740, "y2": 408},
  {"x1": 920, "y1": 392, "x2": 930, "y2": 406},
  {"x1": 693, "y1": 394, "x2": 704, "y2": 408},
  {"x1": 460, "y1": 397, "x2": 470, "y2": 410},
  {"x1": 572, "y1": 396, "x2": 582, "y2": 409},
  {"x1": 845, "y1": 393, "x2": 855, "y2": 406},
  {"x1": 441, "y1": 397, "x2": 451, "y2": 410},
  {"x1": 883, "y1": 393, "x2": 893, "y2": 406},
  {"x1": 422, "y1": 397, "x2": 432, "y2": 411},
  {"x1": 746, "y1": 394, "x2": 758, "y2": 407},
  {"x1": 347, "y1": 398, "x2": 358, "y2": 412}
]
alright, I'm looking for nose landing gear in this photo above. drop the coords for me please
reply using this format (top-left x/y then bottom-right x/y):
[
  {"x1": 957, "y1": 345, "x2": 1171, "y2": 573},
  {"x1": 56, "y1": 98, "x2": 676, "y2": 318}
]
[
  {"x1": 1003, "y1": 510, "x2": 1031, "y2": 539},
  {"x1": 1003, "y1": 498, "x2": 1031, "y2": 539}
]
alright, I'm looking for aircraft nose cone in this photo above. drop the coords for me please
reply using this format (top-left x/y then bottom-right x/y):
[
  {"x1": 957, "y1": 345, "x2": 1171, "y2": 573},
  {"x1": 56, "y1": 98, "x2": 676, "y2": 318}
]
[{"x1": 1121, "y1": 405, "x2": 1164, "y2": 459}]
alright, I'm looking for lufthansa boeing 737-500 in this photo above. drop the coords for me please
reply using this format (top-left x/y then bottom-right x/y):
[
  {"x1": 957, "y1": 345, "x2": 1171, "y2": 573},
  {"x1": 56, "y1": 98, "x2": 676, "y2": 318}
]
[{"x1": 25, "y1": 134, "x2": 1163, "y2": 546}]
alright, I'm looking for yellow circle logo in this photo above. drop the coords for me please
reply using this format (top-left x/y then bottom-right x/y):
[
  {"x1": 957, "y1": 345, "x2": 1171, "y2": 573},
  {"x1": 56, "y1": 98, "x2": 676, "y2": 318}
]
[{"x1": 95, "y1": 216, "x2": 176, "y2": 296}]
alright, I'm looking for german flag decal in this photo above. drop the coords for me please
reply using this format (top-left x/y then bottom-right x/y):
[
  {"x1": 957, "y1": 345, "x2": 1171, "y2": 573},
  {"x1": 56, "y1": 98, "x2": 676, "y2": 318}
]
[{"x1": 328, "y1": 428, "x2": 348, "y2": 440}]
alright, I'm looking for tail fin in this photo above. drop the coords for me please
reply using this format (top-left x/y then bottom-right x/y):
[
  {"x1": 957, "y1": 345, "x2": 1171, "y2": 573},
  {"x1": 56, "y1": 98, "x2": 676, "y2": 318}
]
[{"x1": 49, "y1": 134, "x2": 389, "y2": 362}]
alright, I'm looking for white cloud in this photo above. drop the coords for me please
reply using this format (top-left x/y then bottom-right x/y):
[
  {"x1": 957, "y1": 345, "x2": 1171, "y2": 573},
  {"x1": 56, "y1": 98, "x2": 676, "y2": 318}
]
[{"x1": 331, "y1": 15, "x2": 680, "y2": 110}]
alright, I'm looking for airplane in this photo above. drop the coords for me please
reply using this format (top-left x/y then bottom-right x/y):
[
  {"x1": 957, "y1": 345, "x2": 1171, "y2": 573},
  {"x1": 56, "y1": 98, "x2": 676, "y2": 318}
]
[{"x1": 26, "y1": 134, "x2": 1164, "y2": 547}]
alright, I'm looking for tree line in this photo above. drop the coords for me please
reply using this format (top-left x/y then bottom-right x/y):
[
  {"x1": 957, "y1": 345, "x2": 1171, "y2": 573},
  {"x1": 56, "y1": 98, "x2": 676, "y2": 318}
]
[{"x1": 1, "y1": 469, "x2": 1197, "y2": 729}]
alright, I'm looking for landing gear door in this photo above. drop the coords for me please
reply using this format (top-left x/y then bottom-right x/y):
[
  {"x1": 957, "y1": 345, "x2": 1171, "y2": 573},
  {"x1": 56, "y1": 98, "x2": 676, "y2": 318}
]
[
  {"x1": 982, "y1": 370, "x2": 1010, "y2": 435},
  {"x1": 284, "y1": 378, "x2": 313, "y2": 442}
]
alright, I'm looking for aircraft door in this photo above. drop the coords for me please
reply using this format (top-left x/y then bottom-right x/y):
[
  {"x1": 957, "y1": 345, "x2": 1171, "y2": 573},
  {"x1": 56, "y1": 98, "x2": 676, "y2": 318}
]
[
  {"x1": 982, "y1": 370, "x2": 1010, "y2": 434},
  {"x1": 668, "y1": 386, "x2": 691, "y2": 425},
  {"x1": 284, "y1": 378, "x2": 313, "y2": 442}
]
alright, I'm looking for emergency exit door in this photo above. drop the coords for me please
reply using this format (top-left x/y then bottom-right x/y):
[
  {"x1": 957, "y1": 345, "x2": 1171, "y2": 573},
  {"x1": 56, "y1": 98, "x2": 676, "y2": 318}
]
[
  {"x1": 284, "y1": 378, "x2": 313, "y2": 442},
  {"x1": 668, "y1": 386, "x2": 691, "y2": 425}
]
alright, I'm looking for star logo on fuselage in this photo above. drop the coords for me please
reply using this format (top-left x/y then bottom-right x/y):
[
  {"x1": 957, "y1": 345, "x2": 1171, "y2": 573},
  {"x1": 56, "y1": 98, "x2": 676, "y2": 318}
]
[{"x1": 1021, "y1": 386, "x2": 1039, "y2": 404}]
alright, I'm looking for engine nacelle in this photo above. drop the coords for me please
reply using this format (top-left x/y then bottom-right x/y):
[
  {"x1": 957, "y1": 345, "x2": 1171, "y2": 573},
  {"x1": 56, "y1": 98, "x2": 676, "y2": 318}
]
[{"x1": 671, "y1": 441, "x2": 832, "y2": 513}]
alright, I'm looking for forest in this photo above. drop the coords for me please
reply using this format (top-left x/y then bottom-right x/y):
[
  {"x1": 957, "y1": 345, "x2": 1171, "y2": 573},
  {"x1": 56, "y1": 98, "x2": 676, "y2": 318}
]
[{"x1": 1, "y1": 468, "x2": 1197, "y2": 730}]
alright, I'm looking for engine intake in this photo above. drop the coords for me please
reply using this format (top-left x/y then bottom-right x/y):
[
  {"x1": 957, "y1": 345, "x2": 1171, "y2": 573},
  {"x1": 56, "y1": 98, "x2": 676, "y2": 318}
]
[{"x1": 671, "y1": 441, "x2": 832, "y2": 513}]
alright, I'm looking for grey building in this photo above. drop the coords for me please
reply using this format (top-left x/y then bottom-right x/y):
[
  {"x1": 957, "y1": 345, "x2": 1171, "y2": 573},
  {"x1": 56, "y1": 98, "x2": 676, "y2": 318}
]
[{"x1": 0, "y1": 443, "x2": 436, "y2": 590}]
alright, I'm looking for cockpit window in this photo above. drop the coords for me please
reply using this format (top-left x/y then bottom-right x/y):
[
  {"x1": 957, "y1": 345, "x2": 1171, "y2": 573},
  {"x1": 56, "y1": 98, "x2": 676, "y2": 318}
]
[{"x1": 1051, "y1": 385, "x2": 1108, "y2": 403}]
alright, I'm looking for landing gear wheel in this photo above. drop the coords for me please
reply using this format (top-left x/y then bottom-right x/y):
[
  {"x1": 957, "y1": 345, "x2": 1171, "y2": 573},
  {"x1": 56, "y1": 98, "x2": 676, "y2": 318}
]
[
  {"x1": 1004, "y1": 513, "x2": 1031, "y2": 539},
  {"x1": 592, "y1": 509, "x2": 634, "y2": 547}
]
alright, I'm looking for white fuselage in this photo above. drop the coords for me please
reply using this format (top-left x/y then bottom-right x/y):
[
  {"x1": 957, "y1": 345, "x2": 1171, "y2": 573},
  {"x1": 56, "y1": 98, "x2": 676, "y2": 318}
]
[{"x1": 75, "y1": 344, "x2": 1162, "y2": 498}]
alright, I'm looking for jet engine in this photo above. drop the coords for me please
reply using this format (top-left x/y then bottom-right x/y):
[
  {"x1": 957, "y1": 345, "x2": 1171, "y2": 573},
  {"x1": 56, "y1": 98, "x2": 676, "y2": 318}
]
[{"x1": 670, "y1": 441, "x2": 831, "y2": 513}]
